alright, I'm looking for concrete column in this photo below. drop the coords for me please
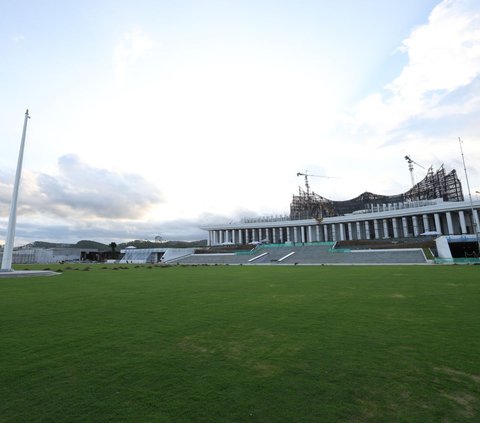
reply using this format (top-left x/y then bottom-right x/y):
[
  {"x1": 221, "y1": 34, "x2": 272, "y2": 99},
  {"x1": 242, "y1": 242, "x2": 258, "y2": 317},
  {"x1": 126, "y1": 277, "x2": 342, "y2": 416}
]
[
  {"x1": 286, "y1": 227, "x2": 291, "y2": 243},
  {"x1": 293, "y1": 227, "x2": 298, "y2": 243},
  {"x1": 272, "y1": 228, "x2": 276, "y2": 244},
  {"x1": 434, "y1": 213, "x2": 442, "y2": 234},
  {"x1": 392, "y1": 218, "x2": 399, "y2": 238},
  {"x1": 280, "y1": 228, "x2": 284, "y2": 243},
  {"x1": 331, "y1": 224, "x2": 337, "y2": 242},
  {"x1": 412, "y1": 216, "x2": 420, "y2": 236},
  {"x1": 232, "y1": 230, "x2": 236, "y2": 244},
  {"x1": 308, "y1": 226, "x2": 313, "y2": 243},
  {"x1": 459, "y1": 211, "x2": 467, "y2": 234},
  {"x1": 323, "y1": 225, "x2": 329, "y2": 242},
  {"x1": 356, "y1": 222, "x2": 362, "y2": 240},
  {"x1": 301, "y1": 226, "x2": 306, "y2": 243},
  {"x1": 373, "y1": 220, "x2": 380, "y2": 239},
  {"x1": 316, "y1": 225, "x2": 321, "y2": 242},
  {"x1": 446, "y1": 212, "x2": 454, "y2": 235},
  {"x1": 422, "y1": 214, "x2": 430, "y2": 233},
  {"x1": 383, "y1": 219, "x2": 389, "y2": 238},
  {"x1": 364, "y1": 221, "x2": 370, "y2": 239},
  {"x1": 347, "y1": 222, "x2": 353, "y2": 240},
  {"x1": 402, "y1": 217, "x2": 409, "y2": 237},
  {"x1": 339, "y1": 224, "x2": 345, "y2": 241},
  {"x1": 474, "y1": 209, "x2": 480, "y2": 233},
  {"x1": 239, "y1": 229, "x2": 243, "y2": 245}
]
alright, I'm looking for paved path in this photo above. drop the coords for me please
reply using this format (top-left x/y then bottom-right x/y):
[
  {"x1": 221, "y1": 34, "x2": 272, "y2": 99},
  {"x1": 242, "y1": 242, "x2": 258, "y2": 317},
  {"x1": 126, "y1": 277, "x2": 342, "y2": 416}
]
[{"x1": 0, "y1": 270, "x2": 60, "y2": 278}]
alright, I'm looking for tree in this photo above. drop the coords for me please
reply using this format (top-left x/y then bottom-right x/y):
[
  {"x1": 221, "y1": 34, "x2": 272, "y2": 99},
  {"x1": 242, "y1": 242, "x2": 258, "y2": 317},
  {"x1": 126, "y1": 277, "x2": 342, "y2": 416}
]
[{"x1": 109, "y1": 242, "x2": 117, "y2": 260}]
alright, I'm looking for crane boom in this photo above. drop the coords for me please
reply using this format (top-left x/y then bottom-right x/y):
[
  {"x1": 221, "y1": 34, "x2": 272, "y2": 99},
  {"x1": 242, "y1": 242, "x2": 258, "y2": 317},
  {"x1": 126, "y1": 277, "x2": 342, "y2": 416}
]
[{"x1": 296, "y1": 171, "x2": 338, "y2": 196}]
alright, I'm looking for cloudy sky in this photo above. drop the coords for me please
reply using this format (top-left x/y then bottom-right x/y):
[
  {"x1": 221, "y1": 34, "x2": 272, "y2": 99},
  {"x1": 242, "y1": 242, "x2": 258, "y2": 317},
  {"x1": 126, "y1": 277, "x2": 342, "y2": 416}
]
[{"x1": 1, "y1": 0, "x2": 480, "y2": 245}]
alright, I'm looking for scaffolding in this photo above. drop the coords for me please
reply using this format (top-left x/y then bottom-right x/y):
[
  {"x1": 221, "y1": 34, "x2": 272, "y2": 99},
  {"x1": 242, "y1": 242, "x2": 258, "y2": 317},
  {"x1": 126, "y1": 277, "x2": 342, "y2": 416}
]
[
  {"x1": 403, "y1": 166, "x2": 463, "y2": 203},
  {"x1": 289, "y1": 166, "x2": 464, "y2": 220}
]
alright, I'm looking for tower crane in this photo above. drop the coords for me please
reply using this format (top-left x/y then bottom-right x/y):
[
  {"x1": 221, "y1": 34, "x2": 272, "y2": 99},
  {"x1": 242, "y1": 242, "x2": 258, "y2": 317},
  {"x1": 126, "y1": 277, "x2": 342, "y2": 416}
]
[
  {"x1": 296, "y1": 171, "x2": 338, "y2": 196},
  {"x1": 404, "y1": 156, "x2": 425, "y2": 187}
]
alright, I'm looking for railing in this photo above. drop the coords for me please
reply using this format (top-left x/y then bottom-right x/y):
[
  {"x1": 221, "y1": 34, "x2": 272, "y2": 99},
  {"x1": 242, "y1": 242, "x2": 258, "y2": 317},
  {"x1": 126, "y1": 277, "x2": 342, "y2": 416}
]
[
  {"x1": 328, "y1": 248, "x2": 352, "y2": 253},
  {"x1": 239, "y1": 199, "x2": 443, "y2": 223},
  {"x1": 241, "y1": 215, "x2": 291, "y2": 223},
  {"x1": 259, "y1": 242, "x2": 335, "y2": 248},
  {"x1": 434, "y1": 257, "x2": 480, "y2": 264}
]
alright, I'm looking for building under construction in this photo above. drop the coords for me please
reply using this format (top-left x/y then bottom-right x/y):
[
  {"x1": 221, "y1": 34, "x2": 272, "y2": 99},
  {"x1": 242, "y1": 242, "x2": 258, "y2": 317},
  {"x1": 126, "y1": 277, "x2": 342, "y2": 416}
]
[
  {"x1": 290, "y1": 166, "x2": 463, "y2": 220},
  {"x1": 202, "y1": 160, "x2": 478, "y2": 258}
]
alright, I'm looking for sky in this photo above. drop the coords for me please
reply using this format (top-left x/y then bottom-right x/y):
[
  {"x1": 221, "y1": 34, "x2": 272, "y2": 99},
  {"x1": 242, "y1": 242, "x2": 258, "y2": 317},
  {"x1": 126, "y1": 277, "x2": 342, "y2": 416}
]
[{"x1": 1, "y1": 0, "x2": 480, "y2": 245}]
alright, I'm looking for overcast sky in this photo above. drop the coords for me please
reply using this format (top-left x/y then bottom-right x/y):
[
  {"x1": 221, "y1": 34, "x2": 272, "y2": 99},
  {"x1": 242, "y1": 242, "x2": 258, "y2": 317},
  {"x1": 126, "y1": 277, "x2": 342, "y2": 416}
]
[{"x1": 1, "y1": 0, "x2": 480, "y2": 245}]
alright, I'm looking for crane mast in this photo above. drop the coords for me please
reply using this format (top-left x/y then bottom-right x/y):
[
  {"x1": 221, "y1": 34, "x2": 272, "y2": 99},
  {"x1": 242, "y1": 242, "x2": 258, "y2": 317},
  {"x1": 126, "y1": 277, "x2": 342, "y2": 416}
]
[{"x1": 404, "y1": 155, "x2": 425, "y2": 187}]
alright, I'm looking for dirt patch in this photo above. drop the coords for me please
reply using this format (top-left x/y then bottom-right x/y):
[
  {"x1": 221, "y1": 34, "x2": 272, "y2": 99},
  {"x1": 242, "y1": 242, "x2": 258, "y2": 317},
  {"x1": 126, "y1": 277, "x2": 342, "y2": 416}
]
[
  {"x1": 434, "y1": 366, "x2": 480, "y2": 384},
  {"x1": 252, "y1": 361, "x2": 281, "y2": 377},
  {"x1": 443, "y1": 392, "x2": 476, "y2": 418},
  {"x1": 177, "y1": 336, "x2": 214, "y2": 355}
]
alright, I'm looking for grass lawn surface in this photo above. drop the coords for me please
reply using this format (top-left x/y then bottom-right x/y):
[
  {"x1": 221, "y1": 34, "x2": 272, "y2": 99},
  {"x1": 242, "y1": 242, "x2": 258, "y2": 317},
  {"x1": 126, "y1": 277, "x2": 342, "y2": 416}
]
[{"x1": 1, "y1": 264, "x2": 479, "y2": 422}]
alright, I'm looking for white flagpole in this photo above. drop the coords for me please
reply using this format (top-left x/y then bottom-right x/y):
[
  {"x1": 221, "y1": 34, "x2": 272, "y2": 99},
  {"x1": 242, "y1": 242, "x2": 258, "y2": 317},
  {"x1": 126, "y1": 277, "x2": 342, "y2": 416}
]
[{"x1": 1, "y1": 110, "x2": 30, "y2": 271}]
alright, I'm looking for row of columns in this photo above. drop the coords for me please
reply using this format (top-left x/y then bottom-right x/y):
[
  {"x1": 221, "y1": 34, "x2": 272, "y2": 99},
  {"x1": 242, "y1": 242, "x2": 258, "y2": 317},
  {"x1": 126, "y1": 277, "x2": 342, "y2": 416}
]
[{"x1": 208, "y1": 209, "x2": 480, "y2": 246}]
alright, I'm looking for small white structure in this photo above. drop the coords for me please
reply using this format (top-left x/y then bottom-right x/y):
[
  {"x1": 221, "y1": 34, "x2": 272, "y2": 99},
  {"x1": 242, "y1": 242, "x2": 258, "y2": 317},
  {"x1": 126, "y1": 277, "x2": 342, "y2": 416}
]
[{"x1": 119, "y1": 248, "x2": 195, "y2": 264}]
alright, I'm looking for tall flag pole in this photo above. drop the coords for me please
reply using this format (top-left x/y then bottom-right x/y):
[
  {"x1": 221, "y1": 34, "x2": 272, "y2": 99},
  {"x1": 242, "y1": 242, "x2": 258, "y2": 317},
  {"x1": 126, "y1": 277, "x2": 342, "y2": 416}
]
[{"x1": 1, "y1": 110, "x2": 30, "y2": 271}]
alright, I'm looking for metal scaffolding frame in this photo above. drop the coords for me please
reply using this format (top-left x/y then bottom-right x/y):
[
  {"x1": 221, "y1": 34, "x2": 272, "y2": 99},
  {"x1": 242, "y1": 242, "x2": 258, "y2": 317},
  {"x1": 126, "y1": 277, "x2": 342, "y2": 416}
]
[{"x1": 289, "y1": 166, "x2": 464, "y2": 220}]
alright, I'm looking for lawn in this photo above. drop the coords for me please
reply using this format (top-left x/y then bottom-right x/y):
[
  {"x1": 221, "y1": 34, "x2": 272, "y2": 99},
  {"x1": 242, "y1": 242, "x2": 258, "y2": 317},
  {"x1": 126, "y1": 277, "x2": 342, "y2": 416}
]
[{"x1": 1, "y1": 264, "x2": 479, "y2": 422}]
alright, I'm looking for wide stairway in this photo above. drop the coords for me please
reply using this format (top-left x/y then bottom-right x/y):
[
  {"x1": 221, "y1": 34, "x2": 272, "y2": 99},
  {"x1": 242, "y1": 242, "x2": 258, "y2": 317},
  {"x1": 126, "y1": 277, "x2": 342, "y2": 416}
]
[{"x1": 174, "y1": 243, "x2": 427, "y2": 265}]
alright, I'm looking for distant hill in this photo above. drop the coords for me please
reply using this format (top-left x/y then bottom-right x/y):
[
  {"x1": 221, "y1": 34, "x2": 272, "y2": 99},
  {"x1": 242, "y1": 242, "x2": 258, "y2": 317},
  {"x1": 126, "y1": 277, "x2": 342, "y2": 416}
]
[
  {"x1": 29, "y1": 241, "x2": 72, "y2": 249},
  {"x1": 118, "y1": 240, "x2": 208, "y2": 249},
  {"x1": 74, "y1": 240, "x2": 109, "y2": 250},
  {"x1": 21, "y1": 239, "x2": 207, "y2": 250}
]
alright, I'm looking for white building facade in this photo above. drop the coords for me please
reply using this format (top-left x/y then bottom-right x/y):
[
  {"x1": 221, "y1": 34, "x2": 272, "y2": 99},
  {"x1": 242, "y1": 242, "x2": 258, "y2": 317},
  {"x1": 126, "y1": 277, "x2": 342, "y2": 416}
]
[{"x1": 203, "y1": 199, "x2": 480, "y2": 246}]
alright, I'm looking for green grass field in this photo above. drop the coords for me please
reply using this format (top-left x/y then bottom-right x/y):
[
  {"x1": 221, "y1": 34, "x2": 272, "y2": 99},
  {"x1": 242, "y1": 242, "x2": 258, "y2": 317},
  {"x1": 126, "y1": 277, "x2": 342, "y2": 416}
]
[{"x1": 1, "y1": 264, "x2": 479, "y2": 422}]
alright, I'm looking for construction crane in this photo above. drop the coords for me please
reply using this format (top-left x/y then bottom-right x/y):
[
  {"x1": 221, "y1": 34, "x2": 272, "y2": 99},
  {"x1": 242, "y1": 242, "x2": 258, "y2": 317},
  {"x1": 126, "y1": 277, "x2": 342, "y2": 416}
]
[
  {"x1": 404, "y1": 156, "x2": 425, "y2": 187},
  {"x1": 296, "y1": 171, "x2": 338, "y2": 196}
]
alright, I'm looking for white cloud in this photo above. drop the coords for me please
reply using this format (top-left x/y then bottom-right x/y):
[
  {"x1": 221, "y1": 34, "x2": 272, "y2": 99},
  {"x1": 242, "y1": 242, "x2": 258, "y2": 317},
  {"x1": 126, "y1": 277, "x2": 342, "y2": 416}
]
[
  {"x1": 12, "y1": 34, "x2": 25, "y2": 43},
  {"x1": 0, "y1": 155, "x2": 163, "y2": 220},
  {"x1": 113, "y1": 27, "x2": 154, "y2": 81},
  {"x1": 352, "y1": 0, "x2": 480, "y2": 139}
]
